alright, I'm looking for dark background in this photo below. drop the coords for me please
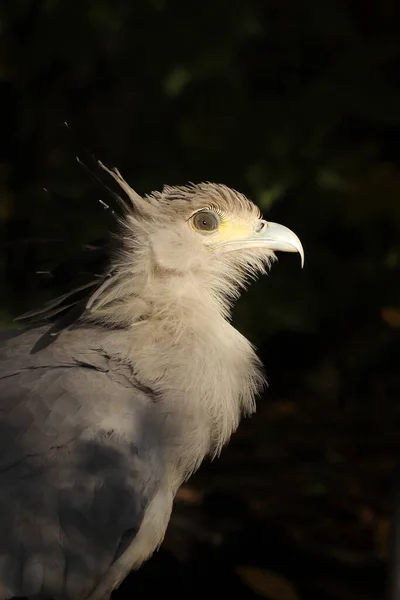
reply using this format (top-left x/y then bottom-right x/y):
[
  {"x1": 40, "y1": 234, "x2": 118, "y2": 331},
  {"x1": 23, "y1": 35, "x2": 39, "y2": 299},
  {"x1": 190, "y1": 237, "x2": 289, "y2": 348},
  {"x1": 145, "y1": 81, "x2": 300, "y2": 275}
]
[{"x1": 1, "y1": 1, "x2": 400, "y2": 598}]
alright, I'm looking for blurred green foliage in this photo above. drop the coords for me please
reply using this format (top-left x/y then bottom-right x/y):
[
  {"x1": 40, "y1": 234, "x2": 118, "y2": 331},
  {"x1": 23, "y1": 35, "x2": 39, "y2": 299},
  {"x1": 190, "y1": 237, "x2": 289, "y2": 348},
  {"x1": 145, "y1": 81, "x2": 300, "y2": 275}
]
[{"x1": 0, "y1": 0, "x2": 399, "y2": 400}]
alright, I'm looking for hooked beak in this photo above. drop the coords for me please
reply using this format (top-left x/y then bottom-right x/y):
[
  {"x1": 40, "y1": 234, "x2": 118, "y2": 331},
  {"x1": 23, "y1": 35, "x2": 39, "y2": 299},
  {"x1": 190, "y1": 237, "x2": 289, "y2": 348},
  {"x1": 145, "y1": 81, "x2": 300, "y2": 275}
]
[
  {"x1": 252, "y1": 220, "x2": 304, "y2": 267},
  {"x1": 212, "y1": 220, "x2": 304, "y2": 267}
]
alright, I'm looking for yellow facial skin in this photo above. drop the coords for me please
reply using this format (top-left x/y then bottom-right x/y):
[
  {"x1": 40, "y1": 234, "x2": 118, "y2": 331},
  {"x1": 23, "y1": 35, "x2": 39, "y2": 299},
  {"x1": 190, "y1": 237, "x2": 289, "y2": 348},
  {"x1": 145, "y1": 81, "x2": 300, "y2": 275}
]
[{"x1": 215, "y1": 217, "x2": 254, "y2": 244}]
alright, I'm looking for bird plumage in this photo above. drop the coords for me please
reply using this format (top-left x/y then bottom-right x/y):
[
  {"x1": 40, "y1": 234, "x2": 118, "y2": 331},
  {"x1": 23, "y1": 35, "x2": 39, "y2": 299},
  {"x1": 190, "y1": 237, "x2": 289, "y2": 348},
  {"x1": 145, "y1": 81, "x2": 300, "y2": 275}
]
[
  {"x1": 0, "y1": 170, "x2": 303, "y2": 600},
  {"x1": 0, "y1": 327, "x2": 167, "y2": 600}
]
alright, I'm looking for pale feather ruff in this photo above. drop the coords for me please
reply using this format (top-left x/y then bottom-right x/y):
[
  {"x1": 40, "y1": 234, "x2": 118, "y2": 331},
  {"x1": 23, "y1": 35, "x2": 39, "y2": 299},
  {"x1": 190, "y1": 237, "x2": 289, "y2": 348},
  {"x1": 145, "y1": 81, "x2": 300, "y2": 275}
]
[{"x1": 85, "y1": 173, "x2": 272, "y2": 462}]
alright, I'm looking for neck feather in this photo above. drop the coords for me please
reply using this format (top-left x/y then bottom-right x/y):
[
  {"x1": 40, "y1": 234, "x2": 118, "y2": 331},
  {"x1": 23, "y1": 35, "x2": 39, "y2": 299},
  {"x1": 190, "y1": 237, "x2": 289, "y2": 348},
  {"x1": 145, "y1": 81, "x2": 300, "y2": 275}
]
[{"x1": 85, "y1": 256, "x2": 266, "y2": 472}]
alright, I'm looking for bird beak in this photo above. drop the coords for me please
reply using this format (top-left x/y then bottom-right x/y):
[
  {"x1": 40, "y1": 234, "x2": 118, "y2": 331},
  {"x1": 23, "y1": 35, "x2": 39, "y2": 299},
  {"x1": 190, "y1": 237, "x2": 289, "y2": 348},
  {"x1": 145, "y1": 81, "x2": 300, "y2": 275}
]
[
  {"x1": 252, "y1": 220, "x2": 304, "y2": 267},
  {"x1": 212, "y1": 220, "x2": 304, "y2": 267}
]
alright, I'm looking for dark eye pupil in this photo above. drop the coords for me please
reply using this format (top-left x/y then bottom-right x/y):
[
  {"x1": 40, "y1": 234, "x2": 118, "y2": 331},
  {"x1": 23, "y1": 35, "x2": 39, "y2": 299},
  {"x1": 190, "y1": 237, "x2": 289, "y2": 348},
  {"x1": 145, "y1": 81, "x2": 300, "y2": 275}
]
[{"x1": 193, "y1": 210, "x2": 219, "y2": 232}]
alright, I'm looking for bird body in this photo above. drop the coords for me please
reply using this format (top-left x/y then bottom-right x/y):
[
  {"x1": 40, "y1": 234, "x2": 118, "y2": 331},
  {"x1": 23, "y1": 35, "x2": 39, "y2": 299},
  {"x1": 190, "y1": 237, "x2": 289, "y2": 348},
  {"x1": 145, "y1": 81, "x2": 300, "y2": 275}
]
[{"x1": 0, "y1": 172, "x2": 303, "y2": 600}]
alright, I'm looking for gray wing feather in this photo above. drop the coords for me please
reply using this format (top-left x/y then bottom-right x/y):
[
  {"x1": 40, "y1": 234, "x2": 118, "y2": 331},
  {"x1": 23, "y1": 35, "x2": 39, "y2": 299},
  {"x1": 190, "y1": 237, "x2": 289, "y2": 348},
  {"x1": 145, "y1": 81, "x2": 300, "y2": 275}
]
[{"x1": 0, "y1": 326, "x2": 162, "y2": 600}]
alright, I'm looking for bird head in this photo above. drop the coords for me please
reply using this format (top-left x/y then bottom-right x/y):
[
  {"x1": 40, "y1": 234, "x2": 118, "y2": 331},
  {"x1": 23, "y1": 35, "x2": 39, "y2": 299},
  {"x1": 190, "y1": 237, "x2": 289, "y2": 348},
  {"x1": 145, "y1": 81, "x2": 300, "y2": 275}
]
[
  {"x1": 88, "y1": 165, "x2": 304, "y2": 322},
  {"x1": 141, "y1": 182, "x2": 303, "y2": 270}
]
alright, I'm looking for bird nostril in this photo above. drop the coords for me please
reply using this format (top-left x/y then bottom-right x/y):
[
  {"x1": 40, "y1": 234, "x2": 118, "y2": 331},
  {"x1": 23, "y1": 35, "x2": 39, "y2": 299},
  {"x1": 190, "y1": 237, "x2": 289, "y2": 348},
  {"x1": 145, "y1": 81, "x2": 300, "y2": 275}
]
[{"x1": 254, "y1": 221, "x2": 266, "y2": 233}]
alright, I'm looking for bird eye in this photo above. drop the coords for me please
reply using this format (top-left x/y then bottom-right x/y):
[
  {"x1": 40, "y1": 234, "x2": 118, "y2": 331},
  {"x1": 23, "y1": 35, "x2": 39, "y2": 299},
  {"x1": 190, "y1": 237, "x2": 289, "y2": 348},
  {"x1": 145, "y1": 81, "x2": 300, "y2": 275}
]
[{"x1": 191, "y1": 210, "x2": 220, "y2": 233}]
